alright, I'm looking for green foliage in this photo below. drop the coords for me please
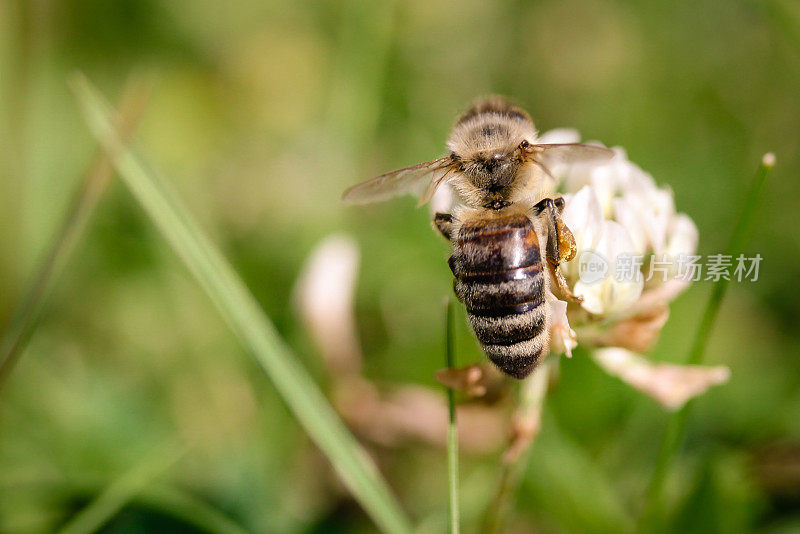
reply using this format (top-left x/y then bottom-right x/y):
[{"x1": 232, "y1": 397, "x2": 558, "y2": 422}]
[{"x1": 71, "y1": 75, "x2": 411, "y2": 534}]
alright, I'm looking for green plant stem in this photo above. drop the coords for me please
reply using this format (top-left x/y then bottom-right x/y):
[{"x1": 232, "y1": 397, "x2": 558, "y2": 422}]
[
  {"x1": 108, "y1": 483, "x2": 249, "y2": 534},
  {"x1": 0, "y1": 76, "x2": 152, "y2": 391},
  {"x1": 638, "y1": 154, "x2": 774, "y2": 532},
  {"x1": 56, "y1": 442, "x2": 186, "y2": 534},
  {"x1": 483, "y1": 358, "x2": 551, "y2": 534},
  {"x1": 70, "y1": 74, "x2": 412, "y2": 534},
  {"x1": 444, "y1": 299, "x2": 460, "y2": 534},
  {"x1": 483, "y1": 454, "x2": 525, "y2": 534},
  {"x1": 2, "y1": 476, "x2": 248, "y2": 534}
]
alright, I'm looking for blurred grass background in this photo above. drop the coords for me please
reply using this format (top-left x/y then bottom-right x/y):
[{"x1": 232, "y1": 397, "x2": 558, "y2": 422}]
[{"x1": 1, "y1": 0, "x2": 799, "y2": 532}]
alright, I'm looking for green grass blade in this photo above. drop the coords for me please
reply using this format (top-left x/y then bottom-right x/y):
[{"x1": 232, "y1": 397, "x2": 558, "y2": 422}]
[
  {"x1": 2, "y1": 475, "x2": 249, "y2": 534},
  {"x1": 0, "y1": 77, "x2": 152, "y2": 390},
  {"x1": 126, "y1": 484, "x2": 250, "y2": 534},
  {"x1": 56, "y1": 442, "x2": 186, "y2": 534},
  {"x1": 70, "y1": 74, "x2": 412, "y2": 534},
  {"x1": 444, "y1": 299, "x2": 460, "y2": 534},
  {"x1": 638, "y1": 153, "x2": 775, "y2": 532}
]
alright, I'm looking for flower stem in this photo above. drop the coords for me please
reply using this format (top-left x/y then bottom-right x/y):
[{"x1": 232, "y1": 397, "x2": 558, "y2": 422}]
[
  {"x1": 483, "y1": 451, "x2": 527, "y2": 534},
  {"x1": 3, "y1": 475, "x2": 248, "y2": 534},
  {"x1": 483, "y1": 358, "x2": 551, "y2": 534},
  {"x1": 638, "y1": 154, "x2": 775, "y2": 531},
  {"x1": 56, "y1": 441, "x2": 186, "y2": 534},
  {"x1": 444, "y1": 299, "x2": 460, "y2": 534}
]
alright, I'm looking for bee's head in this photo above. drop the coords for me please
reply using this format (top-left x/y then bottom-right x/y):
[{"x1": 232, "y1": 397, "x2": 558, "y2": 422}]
[
  {"x1": 446, "y1": 107, "x2": 538, "y2": 208},
  {"x1": 449, "y1": 137, "x2": 536, "y2": 208}
]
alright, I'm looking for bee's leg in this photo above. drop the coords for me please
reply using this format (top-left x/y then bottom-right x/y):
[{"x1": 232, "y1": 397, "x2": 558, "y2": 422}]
[
  {"x1": 548, "y1": 241, "x2": 582, "y2": 303},
  {"x1": 532, "y1": 198, "x2": 583, "y2": 303},
  {"x1": 434, "y1": 212, "x2": 455, "y2": 240}
]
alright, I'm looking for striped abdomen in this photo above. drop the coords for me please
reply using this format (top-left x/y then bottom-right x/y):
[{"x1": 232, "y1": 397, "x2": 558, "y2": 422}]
[{"x1": 449, "y1": 213, "x2": 549, "y2": 379}]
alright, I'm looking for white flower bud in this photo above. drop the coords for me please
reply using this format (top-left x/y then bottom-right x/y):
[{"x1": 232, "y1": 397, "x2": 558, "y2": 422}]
[
  {"x1": 294, "y1": 235, "x2": 362, "y2": 375},
  {"x1": 619, "y1": 171, "x2": 675, "y2": 255},
  {"x1": 573, "y1": 221, "x2": 644, "y2": 316},
  {"x1": 561, "y1": 149, "x2": 626, "y2": 216},
  {"x1": 429, "y1": 181, "x2": 455, "y2": 216},
  {"x1": 613, "y1": 196, "x2": 649, "y2": 255},
  {"x1": 666, "y1": 213, "x2": 699, "y2": 258},
  {"x1": 591, "y1": 348, "x2": 730, "y2": 411},
  {"x1": 538, "y1": 128, "x2": 581, "y2": 144},
  {"x1": 538, "y1": 128, "x2": 583, "y2": 180},
  {"x1": 548, "y1": 297, "x2": 577, "y2": 358},
  {"x1": 561, "y1": 185, "x2": 605, "y2": 282}
]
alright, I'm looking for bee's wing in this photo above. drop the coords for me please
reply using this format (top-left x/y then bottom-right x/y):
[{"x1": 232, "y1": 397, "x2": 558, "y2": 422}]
[
  {"x1": 534, "y1": 143, "x2": 615, "y2": 164},
  {"x1": 342, "y1": 156, "x2": 456, "y2": 206}
]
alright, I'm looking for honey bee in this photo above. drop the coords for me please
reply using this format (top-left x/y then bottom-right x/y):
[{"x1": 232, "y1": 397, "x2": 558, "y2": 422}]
[{"x1": 343, "y1": 96, "x2": 613, "y2": 378}]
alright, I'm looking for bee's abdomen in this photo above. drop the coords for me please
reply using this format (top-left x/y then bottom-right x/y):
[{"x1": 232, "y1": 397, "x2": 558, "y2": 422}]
[{"x1": 449, "y1": 214, "x2": 548, "y2": 379}]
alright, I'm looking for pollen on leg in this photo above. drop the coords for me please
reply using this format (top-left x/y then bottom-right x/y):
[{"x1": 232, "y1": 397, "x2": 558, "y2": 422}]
[{"x1": 557, "y1": 218, "x2": 577, "y2": 263}]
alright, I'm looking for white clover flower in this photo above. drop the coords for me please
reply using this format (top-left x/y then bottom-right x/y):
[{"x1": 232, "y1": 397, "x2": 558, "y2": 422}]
[
  {"x1": 541, "y1": 129, "x2": 726, "y2": 409},
  {"x1": 552, "y1": 134, "x2": 699, "y2": 302}
]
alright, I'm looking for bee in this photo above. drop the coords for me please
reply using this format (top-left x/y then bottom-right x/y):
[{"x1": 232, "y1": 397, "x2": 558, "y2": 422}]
[{"x1": 343, "y1": 96, "x2": 613, "y2": 378}]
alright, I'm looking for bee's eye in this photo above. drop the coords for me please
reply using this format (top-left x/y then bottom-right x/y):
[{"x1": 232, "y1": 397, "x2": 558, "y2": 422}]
[{"x1": 519, "y1": 140, "x2": 530, "y2": 149}]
